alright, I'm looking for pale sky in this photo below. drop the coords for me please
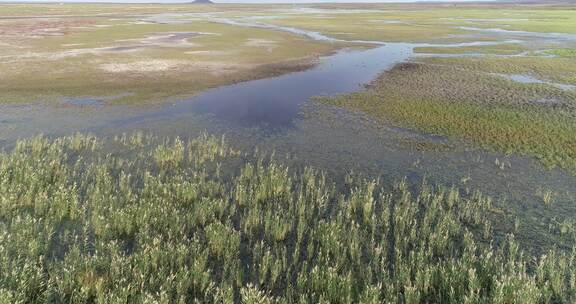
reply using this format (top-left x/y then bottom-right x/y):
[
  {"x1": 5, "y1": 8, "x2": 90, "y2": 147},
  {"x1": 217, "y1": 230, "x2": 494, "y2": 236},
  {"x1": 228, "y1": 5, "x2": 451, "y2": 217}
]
[{"x1": 1, "y1": 0, "x2": 499, "y2": 3}]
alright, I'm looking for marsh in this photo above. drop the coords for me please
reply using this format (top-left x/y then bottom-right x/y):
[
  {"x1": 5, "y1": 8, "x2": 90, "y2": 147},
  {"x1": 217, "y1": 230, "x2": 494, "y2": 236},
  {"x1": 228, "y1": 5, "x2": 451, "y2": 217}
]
[{"x1": 1, "y1": 1, "x2": 575, "y2": 302}]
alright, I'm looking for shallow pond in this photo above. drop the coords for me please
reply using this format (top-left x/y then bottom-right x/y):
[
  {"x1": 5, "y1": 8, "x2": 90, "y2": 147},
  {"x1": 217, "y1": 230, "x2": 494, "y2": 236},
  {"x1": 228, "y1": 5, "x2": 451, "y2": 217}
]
[{"x1": 115, "y1": 42, "x2": 412, "y2": 129}]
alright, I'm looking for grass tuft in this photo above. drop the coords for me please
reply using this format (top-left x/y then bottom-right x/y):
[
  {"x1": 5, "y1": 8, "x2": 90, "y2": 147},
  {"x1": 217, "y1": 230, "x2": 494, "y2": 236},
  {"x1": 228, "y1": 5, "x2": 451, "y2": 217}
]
[{"x1": 0, "y1": 133, "x2": 574, "y2": 302}]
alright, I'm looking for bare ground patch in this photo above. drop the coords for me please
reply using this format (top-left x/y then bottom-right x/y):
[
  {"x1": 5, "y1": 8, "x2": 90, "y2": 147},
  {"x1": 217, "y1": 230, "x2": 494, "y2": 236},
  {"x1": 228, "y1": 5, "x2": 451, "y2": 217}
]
[
  {"x1": 244, "y1": 38, "x2": 278, "y2": 52},
  {"x1": 97, "y1": 60, "x2": 245, "y2": 76}
]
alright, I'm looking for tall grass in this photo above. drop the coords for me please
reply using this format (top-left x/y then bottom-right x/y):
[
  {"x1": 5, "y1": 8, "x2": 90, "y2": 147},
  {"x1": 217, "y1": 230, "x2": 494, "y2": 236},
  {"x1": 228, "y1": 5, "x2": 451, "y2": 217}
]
[{"x1": 0, "y1": 134, "x2": 574, "y2": 303}]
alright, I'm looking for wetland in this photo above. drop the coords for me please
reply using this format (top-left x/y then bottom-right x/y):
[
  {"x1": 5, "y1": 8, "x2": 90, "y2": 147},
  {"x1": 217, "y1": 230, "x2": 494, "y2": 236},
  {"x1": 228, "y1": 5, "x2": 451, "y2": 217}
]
[{"x1": 1, "y1": 2, "x2": 575, "y2": 303}]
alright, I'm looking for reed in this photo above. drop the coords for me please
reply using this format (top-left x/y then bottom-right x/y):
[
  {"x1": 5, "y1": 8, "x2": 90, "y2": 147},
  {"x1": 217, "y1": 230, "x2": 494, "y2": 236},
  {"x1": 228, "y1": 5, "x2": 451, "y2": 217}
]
[{"x1": 0, "y1": 134, "x2": 574, "y2": 303}]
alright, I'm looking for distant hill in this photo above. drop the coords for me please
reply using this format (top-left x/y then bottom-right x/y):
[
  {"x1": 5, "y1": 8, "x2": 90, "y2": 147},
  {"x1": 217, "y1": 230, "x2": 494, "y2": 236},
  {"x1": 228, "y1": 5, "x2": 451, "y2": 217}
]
[{"x1": 190, "y1": 0, "x2": 214, "y2": 4}]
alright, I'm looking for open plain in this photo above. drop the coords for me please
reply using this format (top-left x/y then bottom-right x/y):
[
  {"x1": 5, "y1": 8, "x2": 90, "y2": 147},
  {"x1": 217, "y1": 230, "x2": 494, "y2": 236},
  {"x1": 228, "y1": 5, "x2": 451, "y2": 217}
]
[{"x1": 1, "y1": 2, "x2": 575, "y2": 303}]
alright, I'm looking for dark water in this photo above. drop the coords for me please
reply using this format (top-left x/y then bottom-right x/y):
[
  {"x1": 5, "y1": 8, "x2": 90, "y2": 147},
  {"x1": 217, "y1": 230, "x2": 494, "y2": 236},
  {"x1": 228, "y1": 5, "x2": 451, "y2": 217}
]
[
  {"x1": 114, "y1": 43, "x2": 413, "y2": 129},
  {"x1": 111, "y1": 18, "x2": 512, "y2": 130}
]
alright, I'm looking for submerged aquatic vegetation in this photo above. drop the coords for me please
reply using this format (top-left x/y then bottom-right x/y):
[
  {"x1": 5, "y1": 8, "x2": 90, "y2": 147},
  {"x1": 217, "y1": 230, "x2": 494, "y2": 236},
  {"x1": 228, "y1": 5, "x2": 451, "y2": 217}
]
[{"x1": 0, "y1": 133, "x2": 574, "y2": 303}]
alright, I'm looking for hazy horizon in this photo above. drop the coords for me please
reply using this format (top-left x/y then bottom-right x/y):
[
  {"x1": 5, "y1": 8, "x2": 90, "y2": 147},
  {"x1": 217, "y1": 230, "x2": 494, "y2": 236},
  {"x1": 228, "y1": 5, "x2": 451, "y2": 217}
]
[{"x1": 0, "y1": 0, "x2": 499, "y2": 3}]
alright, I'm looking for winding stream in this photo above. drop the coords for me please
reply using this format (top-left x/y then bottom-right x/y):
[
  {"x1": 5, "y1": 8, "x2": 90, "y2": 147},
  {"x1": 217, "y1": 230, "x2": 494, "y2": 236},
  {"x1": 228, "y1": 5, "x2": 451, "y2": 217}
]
[
  {"x1": 1, "y1": 13, "x2": 575, "y2": 251},
  {"x1": 113, "y1": 43, "x2": 413, "y2": 128},
  {"x1": 113, "y1": 16, "x2": 529, "y2": 129}
]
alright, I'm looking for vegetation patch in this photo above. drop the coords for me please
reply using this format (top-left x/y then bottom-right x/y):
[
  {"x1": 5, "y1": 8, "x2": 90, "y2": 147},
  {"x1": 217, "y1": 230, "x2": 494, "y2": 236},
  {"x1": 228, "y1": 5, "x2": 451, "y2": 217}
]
[
  {"x1": 0, "y1": 133, "x2": 574, "y2": 303},
  {"x1": 545, "y1": 48, "x2": 576, "y2": 58},
  {"x1": 319, "y1": 62, "x2": 576, "y2": 173},
  {"x1": 423, "y1": 56, "x2": 576, "y2": 85},
  {"x1": 266, "y1": 13, "x2": 465, "y2": 43},
  {"x1": 265, "y1": 6, "x2": 576, "y2": 43},
  {"x1": 413, "y1": 43, "x2": 527, "y2": 55},
  {"x1": 0, "y1": 13, "x2": 341, "y2": 105}
]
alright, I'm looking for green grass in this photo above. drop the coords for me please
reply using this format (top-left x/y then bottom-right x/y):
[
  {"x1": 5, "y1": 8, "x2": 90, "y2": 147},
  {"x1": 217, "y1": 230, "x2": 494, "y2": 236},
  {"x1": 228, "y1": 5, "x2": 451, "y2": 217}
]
[
  {"x1": 264, "y1": 6, "x2": 576, "y2": 43},
  {"x1": 413, "y1": 44, "x2": 527, "y2": 56},
  {"x1": 382, "y1": 98, "x2": 575, "y2": 171},
  {"x1": 423, "y1": 57, "x2": 576, "y2": 85},
  {"x1": 0, "y1": 133, "x2": 575, "y2": 303},
  {"x1": 3, "y1": 3, "x2": 575, "y2": 105},
  {"x1": 266, "y1": 13, "x2": 465, "y2": 43},
  {"x1": 0, "y1": 12, "x2": 341, "y2": 104},
  {"x1": 483, "y1": 10, "x2": 576, "y2": 34},
  {"x1": 318, "y1": 61, "x2": 576, "y2": 173},
  {"x1": 545, "y1": 48, "x2": 576, "y2": 58}
]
